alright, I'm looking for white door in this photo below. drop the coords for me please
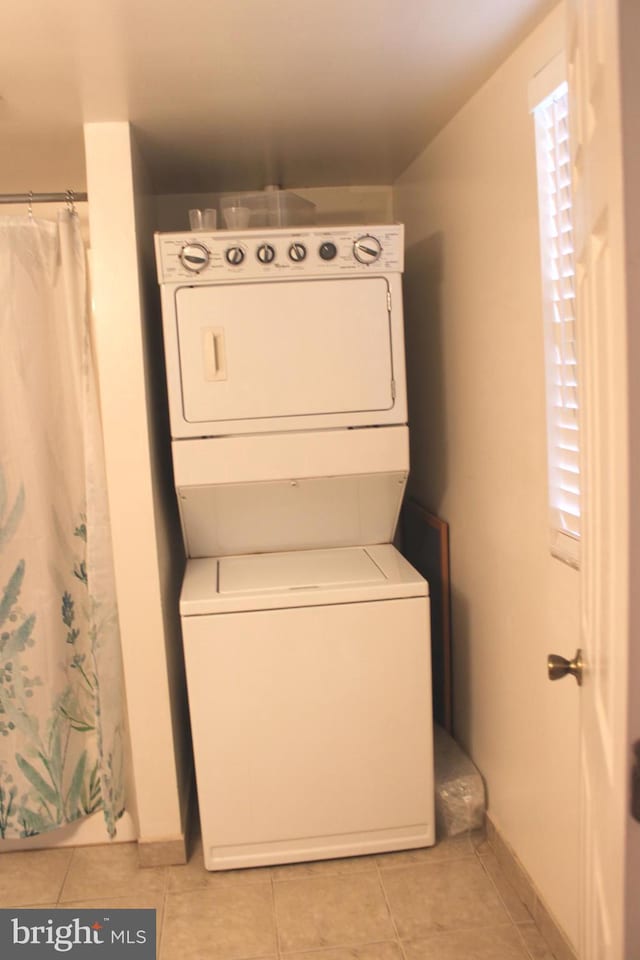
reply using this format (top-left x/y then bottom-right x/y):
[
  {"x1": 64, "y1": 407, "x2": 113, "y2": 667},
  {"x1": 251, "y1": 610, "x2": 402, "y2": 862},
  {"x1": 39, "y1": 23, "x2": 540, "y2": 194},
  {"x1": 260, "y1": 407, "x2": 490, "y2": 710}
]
[
  {"x1": 176, "y1": 276, "x2": 394, "y2": 424},
  {"x1": 568, "y1": 0, "x2": 640, "y2": 956}
]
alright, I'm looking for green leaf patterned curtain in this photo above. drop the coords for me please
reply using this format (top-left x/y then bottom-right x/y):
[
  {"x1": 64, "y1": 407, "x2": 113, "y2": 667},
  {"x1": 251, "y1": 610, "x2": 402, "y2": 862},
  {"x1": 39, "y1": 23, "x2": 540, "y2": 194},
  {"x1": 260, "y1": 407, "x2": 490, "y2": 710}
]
[{"x1": 0, "y1": 211, "x2": 125, "y2": 839}]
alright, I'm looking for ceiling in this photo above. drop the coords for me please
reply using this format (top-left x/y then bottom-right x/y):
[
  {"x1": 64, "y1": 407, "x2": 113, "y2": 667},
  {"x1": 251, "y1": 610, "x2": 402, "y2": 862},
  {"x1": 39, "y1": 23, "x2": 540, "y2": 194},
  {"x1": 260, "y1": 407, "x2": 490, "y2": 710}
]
[{"x1": 1, "y1": 0, "x2": 557, "y2": 195}]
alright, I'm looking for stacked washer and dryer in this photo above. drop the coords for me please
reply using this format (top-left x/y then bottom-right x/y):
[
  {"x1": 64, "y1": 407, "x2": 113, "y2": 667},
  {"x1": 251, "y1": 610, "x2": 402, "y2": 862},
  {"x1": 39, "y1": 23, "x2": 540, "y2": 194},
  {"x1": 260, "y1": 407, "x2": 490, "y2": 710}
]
[{"x1": 155, "y1": 224, "x2": 434, "y2": 871}]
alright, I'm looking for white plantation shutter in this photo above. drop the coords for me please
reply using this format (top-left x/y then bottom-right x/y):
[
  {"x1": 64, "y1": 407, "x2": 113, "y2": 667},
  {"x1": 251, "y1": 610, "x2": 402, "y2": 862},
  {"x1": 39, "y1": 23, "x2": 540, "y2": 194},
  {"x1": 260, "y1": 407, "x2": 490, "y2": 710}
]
[{"x1": 532, "y1": 72, "x2": 581, "y2": 567}]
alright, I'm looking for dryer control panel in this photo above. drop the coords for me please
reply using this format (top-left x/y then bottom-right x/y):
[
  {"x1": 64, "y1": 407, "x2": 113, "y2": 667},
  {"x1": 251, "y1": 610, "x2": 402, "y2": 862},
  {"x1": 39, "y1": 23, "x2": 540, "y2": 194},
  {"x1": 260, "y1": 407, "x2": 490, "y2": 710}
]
[{"x1": 155, "y1": 224, "x2": 404, "y2": 284}]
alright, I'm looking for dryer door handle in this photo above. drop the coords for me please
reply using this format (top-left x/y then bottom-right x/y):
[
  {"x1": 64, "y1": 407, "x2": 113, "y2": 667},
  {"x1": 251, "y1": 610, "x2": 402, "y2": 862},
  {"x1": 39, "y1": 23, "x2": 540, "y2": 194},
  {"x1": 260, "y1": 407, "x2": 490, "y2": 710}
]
[{"x1": 203, "y1": 328, "x2": 227, "y2": 381}]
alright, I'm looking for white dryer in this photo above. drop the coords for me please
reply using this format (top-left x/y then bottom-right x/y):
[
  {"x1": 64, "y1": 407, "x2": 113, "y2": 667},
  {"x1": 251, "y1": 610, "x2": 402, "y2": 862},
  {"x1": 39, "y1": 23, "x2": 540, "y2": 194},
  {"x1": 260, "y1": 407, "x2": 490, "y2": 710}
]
[
  {"x1": 156, "y1": 225, "x2": 408, "y2": 438},
  {"x1": 155, "y1": 224, "x2": 434, "y2": 870}
]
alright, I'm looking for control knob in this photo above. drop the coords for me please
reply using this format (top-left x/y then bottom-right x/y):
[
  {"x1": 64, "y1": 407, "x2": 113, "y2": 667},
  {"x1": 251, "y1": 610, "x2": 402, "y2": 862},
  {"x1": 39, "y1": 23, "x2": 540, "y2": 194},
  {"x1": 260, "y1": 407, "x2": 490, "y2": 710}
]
[
  {"x1": 319, "y1": 241, "x2": 337, "y2": 261},
  {"x1": 225, "y1": 246, "x2": 245, "y2": 266},
  {"x1": 180, "y1": 243, "x2": 210, "y2": 272},
  {"x1": 353, "y1": 235, "x2": 382, "y2": 264},
  {"x1": 257, "y1": 243, "x2": 276, "y2": 264},
  {"x1": 289, "y1": 242, "x2": 307, "y2": 262}
]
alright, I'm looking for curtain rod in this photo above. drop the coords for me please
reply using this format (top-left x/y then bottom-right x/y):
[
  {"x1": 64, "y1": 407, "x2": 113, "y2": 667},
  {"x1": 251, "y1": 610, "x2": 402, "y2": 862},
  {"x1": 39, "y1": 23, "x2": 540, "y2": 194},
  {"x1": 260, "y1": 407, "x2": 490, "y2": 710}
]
[{"x1": 0, "y1": 191, "x2": 88, "y2": 204}]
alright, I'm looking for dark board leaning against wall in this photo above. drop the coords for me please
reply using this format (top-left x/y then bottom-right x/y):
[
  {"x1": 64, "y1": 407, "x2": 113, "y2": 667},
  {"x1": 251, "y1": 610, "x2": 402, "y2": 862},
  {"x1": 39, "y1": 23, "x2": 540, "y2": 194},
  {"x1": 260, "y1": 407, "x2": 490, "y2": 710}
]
[{"x1": 400, "y1": 498, "x2": 452, "y2": 733}]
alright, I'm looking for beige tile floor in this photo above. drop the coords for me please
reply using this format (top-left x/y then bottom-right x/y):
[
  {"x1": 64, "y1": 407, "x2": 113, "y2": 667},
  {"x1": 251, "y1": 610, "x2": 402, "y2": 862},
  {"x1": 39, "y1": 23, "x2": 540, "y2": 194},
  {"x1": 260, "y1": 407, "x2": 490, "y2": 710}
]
[{"x1": 0, "y1": 832, "x2": 557, "y2": 960}]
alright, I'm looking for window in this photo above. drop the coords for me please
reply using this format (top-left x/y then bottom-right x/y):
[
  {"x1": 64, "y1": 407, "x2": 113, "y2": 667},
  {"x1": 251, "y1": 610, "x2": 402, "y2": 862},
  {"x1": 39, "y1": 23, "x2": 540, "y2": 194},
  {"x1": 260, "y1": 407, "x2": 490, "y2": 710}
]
[{"x1": 531, "y1": 57, "x2": 580, "y2": 568}]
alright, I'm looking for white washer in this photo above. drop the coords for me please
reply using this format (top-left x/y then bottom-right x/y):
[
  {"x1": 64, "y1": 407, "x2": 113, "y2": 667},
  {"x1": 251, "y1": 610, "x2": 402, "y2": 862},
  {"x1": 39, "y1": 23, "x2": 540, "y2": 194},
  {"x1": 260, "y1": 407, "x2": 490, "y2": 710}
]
[
  {"x1": 155, "y1": 224, "x2": 435, "y2": 870},
  {"x1": 181, "y1": 545, "x2": 434, "y2": 871}
]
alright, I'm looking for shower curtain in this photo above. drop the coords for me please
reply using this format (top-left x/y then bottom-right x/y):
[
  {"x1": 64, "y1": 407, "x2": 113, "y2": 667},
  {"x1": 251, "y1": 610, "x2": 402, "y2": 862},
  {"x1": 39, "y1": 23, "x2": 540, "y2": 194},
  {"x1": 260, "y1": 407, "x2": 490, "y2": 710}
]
[{"x1": 0, "y1": 210, "x2": 125, "y2": 839}]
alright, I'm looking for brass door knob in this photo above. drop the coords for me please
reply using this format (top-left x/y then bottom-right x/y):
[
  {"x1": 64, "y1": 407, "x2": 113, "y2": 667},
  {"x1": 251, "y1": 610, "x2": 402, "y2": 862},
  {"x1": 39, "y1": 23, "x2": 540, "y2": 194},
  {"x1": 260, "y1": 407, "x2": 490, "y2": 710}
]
[{"x1": 547, "y1": 649, "x2": 584, "y2": 686}]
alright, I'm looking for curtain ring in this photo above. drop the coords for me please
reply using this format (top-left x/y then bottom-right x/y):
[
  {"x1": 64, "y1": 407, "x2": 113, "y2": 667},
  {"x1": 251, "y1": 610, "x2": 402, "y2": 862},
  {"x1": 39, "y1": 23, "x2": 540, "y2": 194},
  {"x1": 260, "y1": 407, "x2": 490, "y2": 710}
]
[
  {"x1": 28, "y1": 190, "x2": 33, "y2": 220},
  {"x1": 65, "y1": 189, "x2": 76, "y2": 215}
]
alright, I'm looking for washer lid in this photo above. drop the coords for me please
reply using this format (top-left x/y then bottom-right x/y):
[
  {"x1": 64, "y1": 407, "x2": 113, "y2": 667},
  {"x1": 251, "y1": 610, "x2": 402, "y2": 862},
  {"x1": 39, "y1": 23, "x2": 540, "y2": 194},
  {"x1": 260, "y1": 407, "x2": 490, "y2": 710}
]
[
  {"x1": 219, "y1": 547, "x2": 385, "y2": 595},
  {"x1": 180, "y1": 544, "x2": 428, "y2": 616}
]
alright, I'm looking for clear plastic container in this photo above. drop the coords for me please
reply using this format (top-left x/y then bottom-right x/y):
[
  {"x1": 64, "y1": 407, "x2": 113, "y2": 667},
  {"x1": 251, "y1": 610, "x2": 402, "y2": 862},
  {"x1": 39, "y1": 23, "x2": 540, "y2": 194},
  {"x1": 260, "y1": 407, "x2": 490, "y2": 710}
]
[
  {"x1": 433, "y1": 725, "x2": 486, "y2": 836},
  {"x1": 219, "y1": 190, "x2": 316, "y2": 229}
]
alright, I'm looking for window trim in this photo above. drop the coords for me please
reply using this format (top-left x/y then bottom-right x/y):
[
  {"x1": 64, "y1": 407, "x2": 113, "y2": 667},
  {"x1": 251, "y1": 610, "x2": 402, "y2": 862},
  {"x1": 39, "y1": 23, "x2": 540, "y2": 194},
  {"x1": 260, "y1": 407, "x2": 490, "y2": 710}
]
[{"x1": 530, "y1": 54, "x2": 581, "y2": 570}]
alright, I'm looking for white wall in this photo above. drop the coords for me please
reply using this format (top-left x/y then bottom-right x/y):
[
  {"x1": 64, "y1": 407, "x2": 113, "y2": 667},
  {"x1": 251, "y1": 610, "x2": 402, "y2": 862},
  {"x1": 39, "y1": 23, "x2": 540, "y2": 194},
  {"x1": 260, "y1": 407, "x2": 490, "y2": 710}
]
[
  {"x1": 155, "y1": 185, "x2": 393, "y2": 232},
  {"x1": 84, "y1": 122, "x2": 190, "y2": 850},
  {"x1": 394, "y1": 4, "x2": 580, "y2": 946}
]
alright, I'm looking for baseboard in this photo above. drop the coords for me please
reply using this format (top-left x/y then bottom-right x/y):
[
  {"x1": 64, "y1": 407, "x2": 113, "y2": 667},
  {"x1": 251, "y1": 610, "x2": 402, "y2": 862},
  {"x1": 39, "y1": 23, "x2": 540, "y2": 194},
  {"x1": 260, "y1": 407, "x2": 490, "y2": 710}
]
[
  {"x1": 485, "y1": 814, "x2": 578, "y2": 960},
  {"x1": 137, "y1": 834, "x2": 187, "y2": 867},
  {"x1": 136, "y1": 765, "x2": 196, "y2": 867}
]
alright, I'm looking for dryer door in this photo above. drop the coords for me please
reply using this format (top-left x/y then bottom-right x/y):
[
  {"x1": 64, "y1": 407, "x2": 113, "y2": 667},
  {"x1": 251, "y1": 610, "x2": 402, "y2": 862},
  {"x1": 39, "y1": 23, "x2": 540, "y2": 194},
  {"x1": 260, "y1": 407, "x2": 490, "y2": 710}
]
[{"x1": 174, "y1": 276, "x2": 395, "y2": 431}]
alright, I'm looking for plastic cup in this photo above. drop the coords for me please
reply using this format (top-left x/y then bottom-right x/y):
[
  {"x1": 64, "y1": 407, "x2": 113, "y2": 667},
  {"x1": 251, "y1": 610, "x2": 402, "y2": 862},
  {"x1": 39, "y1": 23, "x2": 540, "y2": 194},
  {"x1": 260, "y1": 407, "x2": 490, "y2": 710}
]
[
  {"x1": 223, "y1": 206, "x2": 251, "y2": 229},
  {"x1": 189, "y1": 208, "x2": 203, "y2": 231},
  {"x1": 202, "y1": 208, "x2": 217, "y2": 230}
]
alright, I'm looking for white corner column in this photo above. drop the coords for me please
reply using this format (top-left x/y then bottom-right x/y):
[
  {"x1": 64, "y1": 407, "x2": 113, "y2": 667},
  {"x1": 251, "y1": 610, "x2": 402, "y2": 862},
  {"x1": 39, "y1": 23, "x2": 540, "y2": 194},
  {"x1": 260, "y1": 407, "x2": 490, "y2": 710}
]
[{"x1": 84, "y1": 121, "x2": 185, "y2": 853}]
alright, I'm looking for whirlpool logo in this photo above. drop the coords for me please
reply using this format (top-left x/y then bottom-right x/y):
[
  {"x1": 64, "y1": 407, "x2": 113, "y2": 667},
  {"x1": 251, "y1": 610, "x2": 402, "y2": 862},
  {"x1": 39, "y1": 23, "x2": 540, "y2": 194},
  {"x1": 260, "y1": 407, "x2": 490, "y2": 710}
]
[{"x1": 0, "y1": 910, "x2": 155, "y2": 958}]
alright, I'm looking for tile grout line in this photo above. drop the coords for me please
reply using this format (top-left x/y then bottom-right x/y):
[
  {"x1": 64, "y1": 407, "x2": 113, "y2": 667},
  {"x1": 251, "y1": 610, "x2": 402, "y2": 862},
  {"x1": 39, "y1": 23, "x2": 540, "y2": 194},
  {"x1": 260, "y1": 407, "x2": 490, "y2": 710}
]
[
  {"x1": 375, "y1": 858, "x2": 408, "y2": 960},
  {"x1": 56, "y1": 847, "x2": 77, "y2": 904},
  {"x1": 156, "y1": 868, "x2": 170, "y2": 960},
  {"x1": 270, "y1": 873, "x2": 283, "y2": 960},
  {"x1": 376, "y1": 852, "x2": 477, "y2": 875},
  {"x1": 278, "y1": 937, "x2": 404, "y2": 959},
  {"x1": 473, "y1": 845, "x2": 539, "y2": 960},
  {"x1": 512, "y1": 920, "x2": 553, "y2": 960},
  {"x1": 475, "y1": 845, "x2": 519, "y2": 921},
  {"x1": 271, "y1": 863, "x2": 379, "y2": 884}
]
